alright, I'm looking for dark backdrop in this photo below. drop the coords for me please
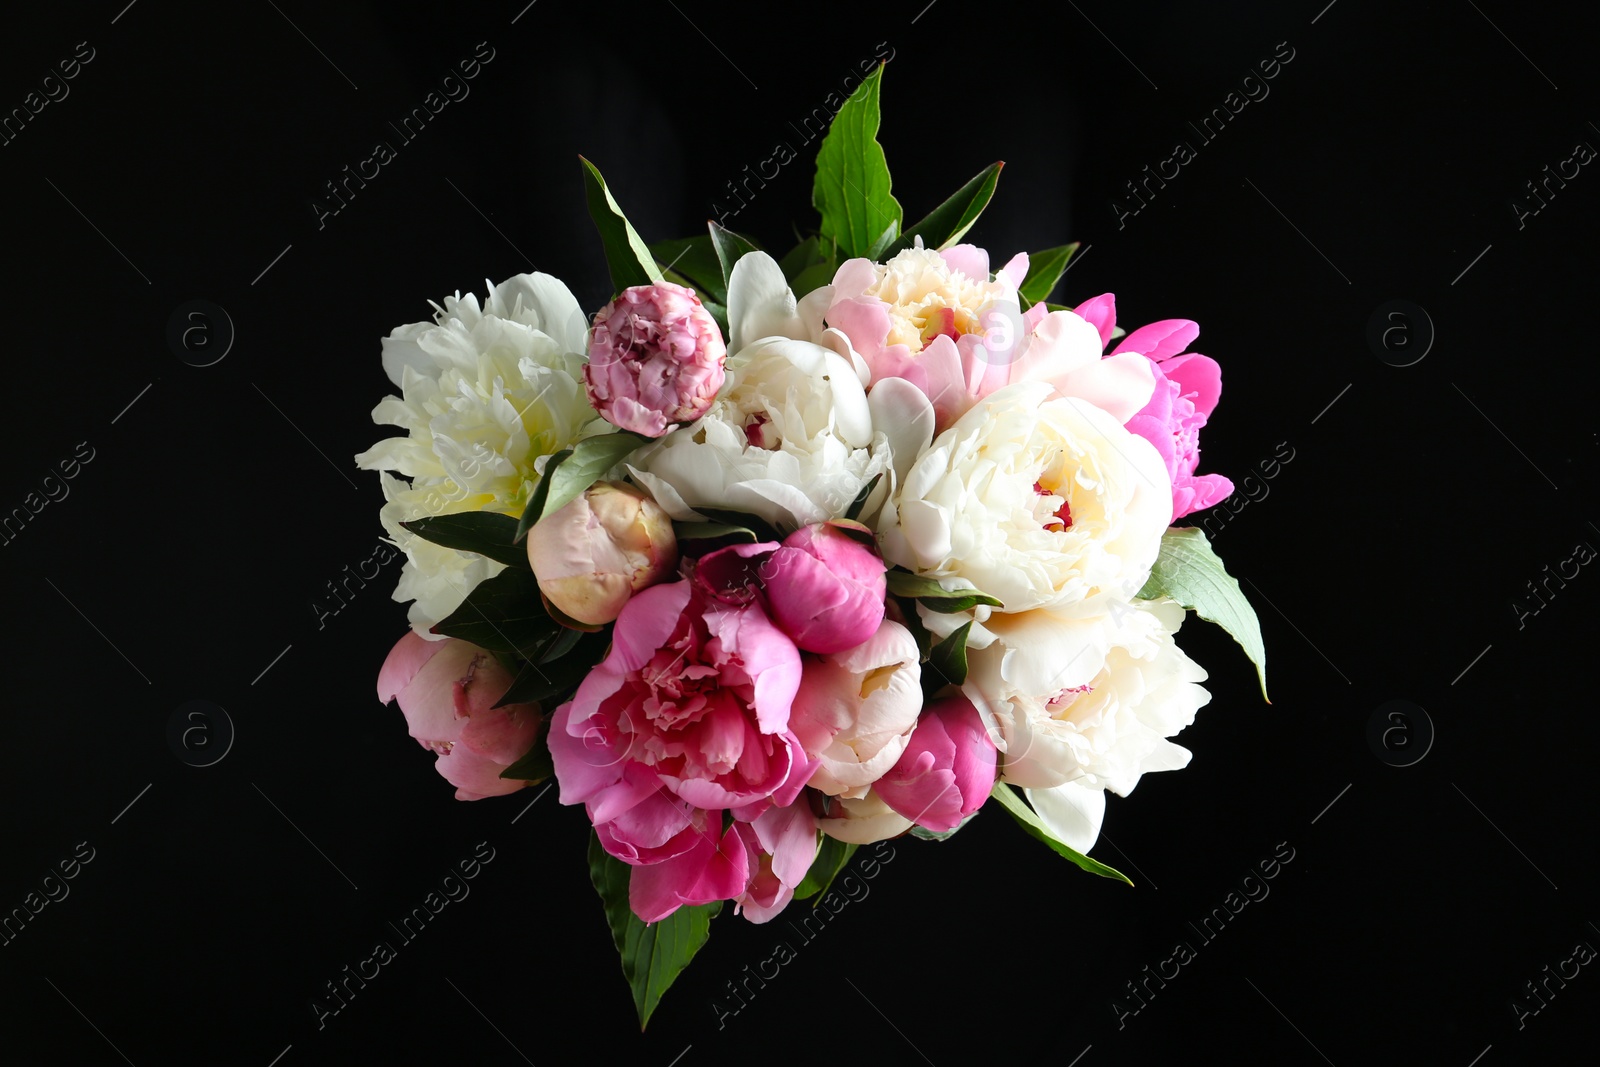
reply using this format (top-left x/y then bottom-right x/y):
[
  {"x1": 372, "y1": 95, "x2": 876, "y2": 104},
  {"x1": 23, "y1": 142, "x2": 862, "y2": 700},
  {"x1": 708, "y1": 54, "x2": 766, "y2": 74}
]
[{"x1": 3, "y1": 1, "x2": 1596, "y2": 1064}]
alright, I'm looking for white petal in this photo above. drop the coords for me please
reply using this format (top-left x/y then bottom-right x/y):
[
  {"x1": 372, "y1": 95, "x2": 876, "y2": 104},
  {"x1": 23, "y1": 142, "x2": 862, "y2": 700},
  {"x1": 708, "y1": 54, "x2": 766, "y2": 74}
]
[
  {"x1": 1025, "y1": 781, "x2": 1106, "y2": 854},
  {"x1": 867, "y1": 377, "x2": 936, "y2": 487},
  {"x1": 727, "y1": 251, "x2": 805, "y2": 355}
]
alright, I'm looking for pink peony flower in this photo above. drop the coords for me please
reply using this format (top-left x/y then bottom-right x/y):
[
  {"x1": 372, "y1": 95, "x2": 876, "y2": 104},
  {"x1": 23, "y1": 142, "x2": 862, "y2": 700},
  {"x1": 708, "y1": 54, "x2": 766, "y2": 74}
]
[
  {"x1": 875, "y1": 691, "x2": 998, "y2": 833},
  {"x1": 377, "y1": 632, "x2": 542, "y2": 800},
  {"x1": 525, "y1": 480, "x2": 678, "y2": 625},
  {"x1": 824, "y1": 244, "x2": 1154, "y2": 432},
  {"x1": 762, "y1": 521, "x2": 887, "y2": 654},
  {"x1": 547, "y1": 576, "x2": 815, "y2": 920},
  {"x1": 585, "y1": 282, "x2": 727, "y2": 438},
  {"x1": 1079, "y1": 294, "x2": 1234, "y2": 522},
  {"x1": 731, "y1": 799, "x2": 819, "y2": 923}
]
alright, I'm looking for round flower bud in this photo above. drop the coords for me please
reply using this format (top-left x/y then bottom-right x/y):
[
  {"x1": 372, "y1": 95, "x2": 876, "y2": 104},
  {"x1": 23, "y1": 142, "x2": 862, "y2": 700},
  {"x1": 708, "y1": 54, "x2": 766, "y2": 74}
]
[{"x1": 526, "y1": 481, "x2": 678, "y2": 625}]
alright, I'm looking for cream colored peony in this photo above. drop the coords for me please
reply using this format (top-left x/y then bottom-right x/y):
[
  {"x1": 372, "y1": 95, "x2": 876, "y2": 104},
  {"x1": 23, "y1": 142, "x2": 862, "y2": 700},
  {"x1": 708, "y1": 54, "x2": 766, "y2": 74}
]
[{"x1": 356, "y1": 274, "x2": 604, "y2": 635}]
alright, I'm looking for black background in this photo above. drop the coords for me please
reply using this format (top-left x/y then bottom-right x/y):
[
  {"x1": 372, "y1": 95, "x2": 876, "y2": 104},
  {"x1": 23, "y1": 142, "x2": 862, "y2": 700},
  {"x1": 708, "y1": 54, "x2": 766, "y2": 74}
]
[{"x1": 3, "y1": 1, "x2": 1597, "y2": 1064}]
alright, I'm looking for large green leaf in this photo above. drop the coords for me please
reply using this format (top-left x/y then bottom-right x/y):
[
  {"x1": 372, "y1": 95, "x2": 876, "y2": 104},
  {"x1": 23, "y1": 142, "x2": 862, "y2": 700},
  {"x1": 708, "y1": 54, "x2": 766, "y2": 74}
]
[
  {"x1": 514, "y1": 433, "x2": 650, "y2": 543},
  {"x1": 884, "y1": 162, "x2": 1004, "y2": 257},
  {"x1": 650, "y1": 235, "x2": 727, "y2": 305},
  {"x1": 884, "y1": 570, "x2": 1004, "y2": 613},
  {"x1": 925, "y1": 620, "x2": 973, "y2": 693},
  {"x1": 792, "y1": 834, "x2": 855, "y2": 902},
  {"x1": 990, "y1": 784, "x2": 1132, "y2": 885},
  {"x1": 492, "y1": 629, "x2": 611, "y2": 708},
  {"x1": 430, "y1": 567, "x2": 555, "y2": 654},
  {"x1": 708, "y1": 221, "x2": 762, "y2": 292},
  {"x1": 1017, "y1": 243, "x2": 1081, "y2": 306},
  {"x1": 1136, "y1": 526, "x2": 1269, "y2": 701},
  {"x1": 588, "y1": 832, "x2": 722, "y2": 1030},
  {"x1": 400, "y1": 511, "x2": 527, "y2": 569},
  {"x1": 777, "y1": 236, "x2": 825, "y2": 282},
  {"x1": 580, "y1": 156, "x2": 663, "y2": 295},
  {"x1": 812, "y1": 63, "x2": 902, "y2": 260}
]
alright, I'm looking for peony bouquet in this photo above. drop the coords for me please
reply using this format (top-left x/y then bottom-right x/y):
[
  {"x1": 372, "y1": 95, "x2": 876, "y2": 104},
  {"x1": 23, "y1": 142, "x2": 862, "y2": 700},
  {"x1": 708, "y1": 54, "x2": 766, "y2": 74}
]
[{"x1": 358, "y1": 64, "x2": 1267, "y2": 1027}]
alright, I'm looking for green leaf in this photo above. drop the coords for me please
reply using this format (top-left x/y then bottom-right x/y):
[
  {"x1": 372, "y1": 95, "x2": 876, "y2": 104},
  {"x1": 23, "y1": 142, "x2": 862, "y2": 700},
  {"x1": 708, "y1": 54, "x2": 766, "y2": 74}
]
[
  {"x1": 990, "y1": 784, "x2": 1132, "y2": 885},
  {"x1": 793, "y1": 835, "x2": 856, "y2": 902},
  {"x1": 1136, "y1": 526, "x2": 1269, "y2": 701},
  {"x1": 926, "y1": 620, "x2": 973, "y2": 689},
  {"x1": 1017, "y1": 243, "x2": 1081, "y2": 306},
  {"x1": 580, "y1": 156, "x2": 663, "y2": 294},
  {"x1": 430, "y1": 567, "x2": 557, "y2": 655},
  {"x1": 687, "y1": 508, "x2": 782, "y2": 545},
  {"x1": 674, "y1": 520, "x2": 760, "y2": 546},
  {"x1": 497, "y1": 716, "x2": 552, "y2": 782},
  {"x1": 777, "y1": 236, "x2": 825, "y2": 282},
  {"x1": 651, "y1": 235, "x2": 727, "y2": 305},
  {"x1": 588, "y1": 832, "x2": 721, "y2": 1030},
  {"x1": 400, "y1": 511, "x2": 527, "y2": 569},
  {"x1": 708, "y1": 221, "x2": 762, "y2": 291},
  {"x1": 514, "y1": 433, "x2": 650, "y2": 543},
  {"x1": 884, "y1": 570, "x2": 1004, "y2": 613},
  {"x1": 790, "y1": 257, "x2": 838, "y2": 299},
  {"x1": 811, "y1": 63, "x2": 902, "y2": 260},
  {"x1": 493, "y1": 629, "x2": 611, "y2": 707},
  {"x1": 865, "y1": 220, "x2": 900, "y2": 261},
  {"x1": 884, "y1": 161, "x2": 1004, "y2": 257}
]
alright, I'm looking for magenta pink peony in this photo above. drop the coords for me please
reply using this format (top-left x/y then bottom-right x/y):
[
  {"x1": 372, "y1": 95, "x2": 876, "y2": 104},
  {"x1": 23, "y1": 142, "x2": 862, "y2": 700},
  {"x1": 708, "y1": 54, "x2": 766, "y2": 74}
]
[
  {"x1": 585, "y1": 281, "x2": 727, "y2": 437},
  {"x1": 377, "y1": 632, "x2": 543, "y2": 800},
  {"x1": 547, "y1": 574, "x2": 815, "y2": 919},
  {"x1": 875, "y1": 691, "x2": 998, "y2": 833},
  {"x1": 1077, "y1": 295, "x2": 1234, "y2": 521},
  {"x1": 762, "y1": 520, "x2": 887, "y2": 654}
]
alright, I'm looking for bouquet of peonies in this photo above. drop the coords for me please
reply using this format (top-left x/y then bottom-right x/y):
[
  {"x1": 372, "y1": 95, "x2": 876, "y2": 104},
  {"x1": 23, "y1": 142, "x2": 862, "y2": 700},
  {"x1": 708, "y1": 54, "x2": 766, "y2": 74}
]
[{"x1": 359, "y1": 65, "x2": 1267, "y2": 1027}]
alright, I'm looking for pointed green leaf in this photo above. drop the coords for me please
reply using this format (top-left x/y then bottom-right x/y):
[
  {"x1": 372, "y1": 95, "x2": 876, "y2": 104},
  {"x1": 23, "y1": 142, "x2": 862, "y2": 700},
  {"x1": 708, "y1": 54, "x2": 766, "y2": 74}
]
[
  {"x1": 1017, "y1": 243, "x2": 1081, "y2": 306},
  {"x1": 812, "y1": 63, "x2": 902, "y2": 260},
  {"x1": 884, "y1": 161, "x2": 1004, "y2": 257},
  {"x1": 777, "y1": 236, "x2": 825, "y2": 281},
  {"x1": 926, "y1": 620, "x2": 972, "y2": 691},
  {"x1": 1136, "y1": 526, "x2": 1269, "y2": 701},
  {"x1": 514, "y1": 433, "x2": 650, "y2": 542},
  {"x1": 884, "y1": 570, "x2": 1004, "y2": 613},
  {"x1": 793, "y1": 834, "x2": 855, "y2": 902},
  {"x1": 430, "y1": 566, "x2": 556, "y2": 655},
  {"x1": 400, "y1": 511, "x2": 527, "y2": 569},
  {"x1": 651, "y1": 235, "x2": 727, "y2": 305},
  {"x1": 580, "y1": 156, "x2": 663, "y2": 294},
  {"x1": 708, "y1": 221, "x2": 762, "y2": 291},
  {"x1": 588, "y1": 832, "x2": 721, "y2": 1030},
  {"x1": 497, "y1": 716, "x2": 552, "y2": 782},
  {"x1": 492, "y1": 629, "x2": 612, "y2": 708},
  {"x1": 790, "y1": 256, "x2": 838, "y2": 299},
  {"x1": 990, "y1": 784, "x2": 1132, "y2": 885}
]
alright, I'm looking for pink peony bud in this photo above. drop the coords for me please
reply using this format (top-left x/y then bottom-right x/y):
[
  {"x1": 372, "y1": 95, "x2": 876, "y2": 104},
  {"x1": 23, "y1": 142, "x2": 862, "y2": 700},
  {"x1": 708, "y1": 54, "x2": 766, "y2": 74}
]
[
  {"x1": 585, "y1": 281, "x2": 727, "y2": 437},
  {"x1": 874, "y1": 691, "x2": 998, "y2": 833},
  {"x1": 762, "y1": 521, "x2": 887, "y2": 654},
  {"x1": 377, "y1": 632, "x2": 542, "y2": 800},
  {"x1": 525, "y1": 480, "x2": 678, "y2": 626}
]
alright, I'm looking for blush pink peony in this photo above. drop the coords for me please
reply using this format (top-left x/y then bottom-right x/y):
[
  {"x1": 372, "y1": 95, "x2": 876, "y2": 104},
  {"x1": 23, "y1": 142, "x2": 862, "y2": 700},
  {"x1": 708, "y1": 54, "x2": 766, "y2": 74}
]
[
  {"x1": 585, "y1": 281, "x2": 727, "y2": 438},
  {"x1": 377, "y1": 632, "x2": 542, "y2": 800}
]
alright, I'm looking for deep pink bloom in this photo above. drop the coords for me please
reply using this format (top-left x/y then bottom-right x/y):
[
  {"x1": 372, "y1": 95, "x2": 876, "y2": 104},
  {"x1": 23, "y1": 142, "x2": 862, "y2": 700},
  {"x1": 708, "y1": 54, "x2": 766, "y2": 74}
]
[
  {"x1": 377, "y1": 632, "x2": 542, "y2": 800},
  {"x1": 763, "y1": 521, "x2": 887, "y2": 654},
  {"x1": 1076, "y1": 293, "x2": 1234, "y2": 522},
  {"x1": 548, "y1": 579, "x2": 814, "y2": 920},
  {"x1": 585, "y1": 281, "x2": 727, "y2": 438},
  {"x1": 875, "y1": 691, "x2": 998, "y2": 833}
]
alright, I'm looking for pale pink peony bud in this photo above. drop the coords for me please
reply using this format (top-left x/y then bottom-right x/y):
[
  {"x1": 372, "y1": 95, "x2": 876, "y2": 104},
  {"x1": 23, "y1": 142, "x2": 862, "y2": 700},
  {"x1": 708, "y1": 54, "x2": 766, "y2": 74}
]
[
  {"x1": 763, "y1": 521, "x2": 887, "y2": 654},
  {"x1": 525, "y1": 480, "x2": 678, "y2": 625},
  {"x1": 585, "y1": 282, "x2": 727, "y2": 437},
  {"x1": 377, "y1": 632, "x2": 542, "y2": 800}
]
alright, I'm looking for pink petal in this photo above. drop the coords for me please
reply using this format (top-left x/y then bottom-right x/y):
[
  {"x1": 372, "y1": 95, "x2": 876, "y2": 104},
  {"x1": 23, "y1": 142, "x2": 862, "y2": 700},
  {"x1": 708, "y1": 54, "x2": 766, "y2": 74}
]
[
  {"x1": 939, "y1": 244, "x2": 990, "y2": 282},
  {"x1": 1111, "y1": 318, "x2": 1200, "y2": 363},
  {"x1": 1072, "y1": 293, "x2": 1117, "y2": 349},
  {"x1": 377, "y1": 630, "x2": 440, "y2": 704},
  {"x1": 1161, "y1": 352, "x2": 1222, "y2": 416}
]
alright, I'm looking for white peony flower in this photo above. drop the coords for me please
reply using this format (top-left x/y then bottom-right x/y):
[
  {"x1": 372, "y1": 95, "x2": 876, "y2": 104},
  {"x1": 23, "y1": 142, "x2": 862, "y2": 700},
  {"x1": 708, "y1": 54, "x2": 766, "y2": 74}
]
[
  {"x1": 625, "y1": 333, "x2": 924, "y2": 532},
  {"x1": 816, "y1": 788, "x2": 914, "y2": 845},
  {"x1": 877, "y1": 380, "x2": 1171, "y2": 622},
  {"x1": 789, "y1": 620, "x2": 923, "y2": 798},
  {"x1": 355, "y1": 274, "x2": 603, "y2": 635}
]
